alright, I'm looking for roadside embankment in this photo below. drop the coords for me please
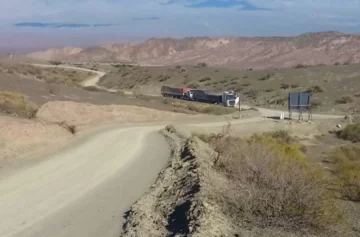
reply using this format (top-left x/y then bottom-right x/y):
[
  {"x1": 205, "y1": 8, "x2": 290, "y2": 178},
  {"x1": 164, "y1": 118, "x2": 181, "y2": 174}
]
[
  {"x1": 121, "y1": 125, "x2": 236, "y2": 237},
  {"x1": 121, "y1": 125, "x2": 356, "y2": 237}
]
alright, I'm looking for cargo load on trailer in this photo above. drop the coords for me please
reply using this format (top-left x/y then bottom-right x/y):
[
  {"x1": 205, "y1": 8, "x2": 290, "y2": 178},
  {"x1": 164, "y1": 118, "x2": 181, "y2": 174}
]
[
  {"x1": 161, "y1": 86, "x2": 191, "y2": 99},
  {"x1": 189, "y1": 89, "x2": 222, "y2": 104},
  {"x1": 187, "y1": 89, "x2": 239, "y2": 107}
]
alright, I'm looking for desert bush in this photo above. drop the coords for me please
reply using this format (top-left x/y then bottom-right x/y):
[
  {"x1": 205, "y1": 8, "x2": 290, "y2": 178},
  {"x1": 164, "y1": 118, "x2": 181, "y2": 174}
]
[
  {"x1": 220, "y1": 79, "x2": 227, "y2": 84},
  {"x1": 330, "y1": 145, "x2": 360, "y2": 201},
  {"x1": 122, "y1": 72, "x2": 130, "y2": 77},
  {"x1": 280, "y1": 83, "x2": 290, "y2": 89},
  {"x1": 337, "y1": 123, "x2": 360, "y2": 142},
  {"x1": 197, "y1": 105, "x2": 234, "y2": 115},
  {"x1": 46, "y1": 83, "x2": 57, "y2": 95},
  {"x1": 245, "y1": 89, "x2": 259, "y2": 99},
  {"x1": 196, "y1": 62, "x2": 207, "y2": 68},
  {"x1": 208, "y1": 132, "x2": 339, "y2": 230},
  {"x1": 0, "y1": 91, "x2": 38, "y2": 118},
  {"x1": 48, "y1": 60, "x2": 62, "y2": 65},
  {"x1": 294, "y1": 64, "x2": 310, "y2": 69},
  {"x1": 242, "y1": 83, "x2": 250, "y2": 87},
  {"x1": 307, "y1": 85, "x2": 324, "y2": 93},
  {"x1": 334, "y1": 62, "x2": 341, "y2": 66},
  {"x1": 57, "y1": 121, "x2": 77, "y2": 134},
  {"x1": 264, "y1": 88, "x2": 274, "y2": 92},
  {"x1": 83, "y1": 86, "x2": 106, "y2": 92},
  {"x1": 264, "y1": 129, "x2": 295, "y2": 144},
  {"x1": 336, "y1": 95, "x2": 353, "y2": 104},
  {"x1": 158, "y1": 75, "x2": 170, "y2": 82},
  {"x1": 258, "y1": 73, "x2": 274, "y2": 81},
  {"x1": 234, "y1": 86, "x2": 244, "y2": 92},
  {"x1": 199, "y1": 77, "x2": 212, "y2": 82},
  {"x1": 173, "y1": 102, "x2": 234, "y2": 115},
  {"x1": 291, "y1": 84, "x2": 300, "y2": 88},
  {"x1": 133, "y1": 92, "x2": 151, "y2": 101}
]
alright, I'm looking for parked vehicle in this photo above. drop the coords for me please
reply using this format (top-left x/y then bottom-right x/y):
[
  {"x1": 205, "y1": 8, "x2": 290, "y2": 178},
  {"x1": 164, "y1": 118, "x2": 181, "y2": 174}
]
[{"x1": 161, "y1": 86, "x2": 191, "y2": 99}]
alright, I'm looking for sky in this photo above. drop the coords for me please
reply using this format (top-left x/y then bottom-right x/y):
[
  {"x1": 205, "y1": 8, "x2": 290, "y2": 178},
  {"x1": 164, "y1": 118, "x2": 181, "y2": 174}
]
[{"x1": 0, "y1": 0, "x2": 360, "y2": 52}]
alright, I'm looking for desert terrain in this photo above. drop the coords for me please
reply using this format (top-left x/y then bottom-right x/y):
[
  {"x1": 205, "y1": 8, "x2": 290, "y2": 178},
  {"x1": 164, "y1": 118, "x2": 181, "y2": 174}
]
[
  {"x1": 0, "y1": 34, "x2": 360, "y2": 237},
  {"x1": 71, "y1": 61, "x2": 360, "y2": 115},
  {"x1": 28, "y1": 32, "x2": 360, "y2": 69}
]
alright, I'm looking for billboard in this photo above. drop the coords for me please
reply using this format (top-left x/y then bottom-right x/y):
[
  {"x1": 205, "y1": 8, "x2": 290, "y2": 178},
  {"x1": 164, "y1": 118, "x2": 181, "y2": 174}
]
[{"x1": 288, "y1": 92, "x2": 311, "y2": 111}]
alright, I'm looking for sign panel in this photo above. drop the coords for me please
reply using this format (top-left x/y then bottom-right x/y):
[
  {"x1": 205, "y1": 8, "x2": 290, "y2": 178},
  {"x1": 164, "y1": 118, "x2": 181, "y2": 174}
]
[{"x1": 288, "y1": 92, "x2": 311, "y2": 111}]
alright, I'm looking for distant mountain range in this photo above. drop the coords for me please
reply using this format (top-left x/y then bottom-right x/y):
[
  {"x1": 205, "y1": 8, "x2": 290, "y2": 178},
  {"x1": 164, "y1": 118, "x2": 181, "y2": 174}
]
[{"x1": 27, "y1": 31, "x2": 360, "y2": 69}]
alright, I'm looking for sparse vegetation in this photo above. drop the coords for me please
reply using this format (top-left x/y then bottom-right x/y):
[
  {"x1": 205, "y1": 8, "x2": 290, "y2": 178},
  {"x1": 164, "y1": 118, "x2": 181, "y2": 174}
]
[
  {"x1": 245, "y1": 89, "x2": 259, "y2": 99},
  {"x1": 0, "y1": 91, "x2": 38, "y2": 118},
  {"x1": 199, "y1": 77, "x2": 212, "y2": 82},
  {"x1": 294, "y1": 64, "x2": 310, "y2": 69},
  {"x1": 280, "y1": 83, "x2": 290, "y2": 89},
  {"x1": 258, "y1": 72, "x2": 275, "y2": 81},
  {"x1": 48, "y1": 60, "x2": 62, "y2": 65},
  {"x1": 83, "y1": 86, "x2": 106, "y2": 92},
  {"x1": 291, "y1": 84, "x2": 300, "y2": 88},
  {"x1": 57, "y1": 121, "x2": 77, "y2": 135},
  {"x1": 307, "y1": 85, "x2": 324, "y2": 93},
  {"x1": 336, "y1": 95, "x2": 353, "y2": 104},
  {"x1": 264, "y1": 129, "x2": 295, "y2": 144},
  {"x1": 195, "y1": 62, "x2": 207, "y2": 68},
  {"x1": 337, "y1": 123, "x2": 360, "y2": 143},
  {"x1": 171, "y1": 101, "x2": 234, "y2": 115},
  {"x1": 200, "y1": 130, "x2": 340, "y2": 231},
  {"x1": 330, "y1": 145, "x2": 360, "y2": 201}
]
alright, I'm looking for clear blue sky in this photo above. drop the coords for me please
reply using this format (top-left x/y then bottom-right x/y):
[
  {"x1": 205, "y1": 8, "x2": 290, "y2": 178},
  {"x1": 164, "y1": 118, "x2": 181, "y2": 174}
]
[{"x1": 0, "y1": 0, "x2": 359, "y2": 50}]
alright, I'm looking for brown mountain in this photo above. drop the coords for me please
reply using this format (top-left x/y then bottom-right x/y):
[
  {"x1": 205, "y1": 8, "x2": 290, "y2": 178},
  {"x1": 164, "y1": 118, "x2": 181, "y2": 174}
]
[{"x1": 27, "y1": 32, "x2": 360, "y2": 69}]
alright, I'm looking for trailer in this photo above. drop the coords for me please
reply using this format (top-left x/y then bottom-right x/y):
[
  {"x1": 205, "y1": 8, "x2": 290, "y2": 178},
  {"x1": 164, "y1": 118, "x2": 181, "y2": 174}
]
[
  {"x1": 187, "y1": 89, "x2": 238, "y2": 107},
  {"x1": 188, "y1": 89, "x2": 222, "y2": 104},
  {"x1": 161, "y1": 86, "x2": 191, "y2": 99}
]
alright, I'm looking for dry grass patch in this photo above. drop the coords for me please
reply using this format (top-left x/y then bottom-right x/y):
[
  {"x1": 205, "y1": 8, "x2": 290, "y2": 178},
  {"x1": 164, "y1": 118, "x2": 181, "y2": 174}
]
[
  {"x1": 330, "y1": 145, "x2": 360, "y2": 201},
  {"x1": 336, "y1": 95, "x2": 353, "y2": 104},
  {"x1": 195, "y1": 128, "x2": 341, "y2": 232},
  {"x1": 173, "y1": 101, "x2": 235, "y2": 115},
  {"x1": 0, "y1": 91, "x2": 38, "y2": 118},
  {"x1": 337, "y1": 123, "x2": 360, "y2": 143}
]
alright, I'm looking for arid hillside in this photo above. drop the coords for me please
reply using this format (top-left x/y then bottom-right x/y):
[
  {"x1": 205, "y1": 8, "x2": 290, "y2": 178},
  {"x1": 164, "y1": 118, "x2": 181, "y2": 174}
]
[{"x1": 27, "y1": 32, "x2": 360, "y2": 69}]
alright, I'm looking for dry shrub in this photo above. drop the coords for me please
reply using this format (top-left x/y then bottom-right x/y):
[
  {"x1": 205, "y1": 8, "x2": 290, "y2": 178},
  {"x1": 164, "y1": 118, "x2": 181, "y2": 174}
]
[
  {"x1": 307, "y1": 85, "x2": 324, "y2": 93},
  {"x1": 205, "y1": 130, "x2": 340, "y2": 231},
  {"x1": 330, "y1": 145, "x2": 360, "y2": 201},
  {"x1": 0, "y1": 91, "x2": 38, "y2": 118},
  {"x1": 57, "y1": 121, "x2": 77, "y2": 135},
  {"x1": 172, "y1": 101, "x2": 234, "y2": 115},
  {"x1": 337, "y1": 123, "x2": 360, "y2": 142},
  {"x1": 48, "y1": 60, "x2": 62, "y2": 65},
  {"x1": 83, "y1": 86, "x2": 106, "y2": 92},
  {"x1": 336, "y1": 95, "x2": 353, "y2": 104},
  {"x1": 264, "y1": 129, "x2": 295, "y2": 144}
]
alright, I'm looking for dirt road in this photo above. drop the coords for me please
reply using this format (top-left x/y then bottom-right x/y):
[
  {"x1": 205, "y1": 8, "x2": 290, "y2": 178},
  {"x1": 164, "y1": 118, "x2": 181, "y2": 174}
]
[{"x1": 0, "y1": 125, "x2": 170, "y2": 237}]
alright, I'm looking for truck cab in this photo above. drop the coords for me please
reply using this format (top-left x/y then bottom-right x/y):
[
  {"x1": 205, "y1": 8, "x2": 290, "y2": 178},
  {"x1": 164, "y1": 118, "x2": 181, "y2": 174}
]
[{"x1": 222, "y1": 91, "x2": 239, "y2": 107}]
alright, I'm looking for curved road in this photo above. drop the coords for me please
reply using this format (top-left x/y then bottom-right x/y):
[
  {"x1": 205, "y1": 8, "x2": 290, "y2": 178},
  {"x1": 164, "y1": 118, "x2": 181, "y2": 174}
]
[{"x1": 0, "y1": 64, "x2": 344, "y2": 237}]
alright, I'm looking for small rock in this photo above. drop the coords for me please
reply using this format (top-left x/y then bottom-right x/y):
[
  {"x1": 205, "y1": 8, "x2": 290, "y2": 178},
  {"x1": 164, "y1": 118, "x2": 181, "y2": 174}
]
[
  {"x1": 182, "y1": 162, "x2": 191, "y2": 168},
  {"x1": 337, "y1": 124, "x2": 342, "y2": 128}
]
